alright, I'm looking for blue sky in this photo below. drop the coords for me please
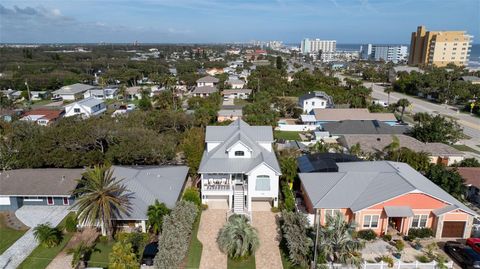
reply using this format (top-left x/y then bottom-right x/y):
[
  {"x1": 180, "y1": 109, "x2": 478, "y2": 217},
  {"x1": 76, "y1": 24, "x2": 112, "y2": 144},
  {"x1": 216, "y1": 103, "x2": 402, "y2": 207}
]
[{"x1": 0, "y1": 0, "x2": 478, "y2": 44}]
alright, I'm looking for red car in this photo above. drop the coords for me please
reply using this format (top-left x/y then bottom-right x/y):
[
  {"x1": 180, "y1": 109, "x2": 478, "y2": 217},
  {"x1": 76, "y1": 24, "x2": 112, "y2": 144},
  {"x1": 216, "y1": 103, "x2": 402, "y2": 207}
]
[{"x1": 467, "y1": 238, "x2": 480, "y2": 253}]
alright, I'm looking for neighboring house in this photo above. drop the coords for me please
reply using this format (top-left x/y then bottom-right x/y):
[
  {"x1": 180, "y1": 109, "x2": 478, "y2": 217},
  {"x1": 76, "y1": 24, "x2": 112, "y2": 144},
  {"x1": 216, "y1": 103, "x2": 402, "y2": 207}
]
[
  {"x1": 299, "y1": 161, "x2": 476, "y2": 238},
  {"x1": 457, "y1": 167, "x2": 480, "y2": 204},
  {"x1": 217, "y1": 108, "x2": 242, "y2": 122},
  {"x1": 388, "y1": 66, "x2": 424, "y2": 82},
  {"x1": 338, "y1": 134, "x2": 465, "y2": 166},
  {"x1": 20, "y1": 109, "x2": 64, "y2": 126},
  {"x1": 0, "y1": 169, "x2": 84, "y2": 211},
  {"x1": 192, "y1": 86, "x2": 218, "y2": 97},
  {"x1": 53, "y1": 83, "x2": 97, "y2": 101},
  {"x1": 312, "y1": 108, "x2": 397, "y2": 126},
  {"x1": 206, "y1": 68, "x2": 224, "y2": 76},
  {"x1": 1, "y1": 89, "x2": 21, "y2": 100},
  {"x1": 298, "y1": 91, "x2": 334, "y2": 113},
  {"x1": 222, "y1": 89, "x2": 252, "y2": 99},
  {"x1": 126, "y1": 86, "x2": 143, "y2": 100},
  {"x1": 196, "y1": 76, "x2": 219, "y2": 87},
  {"x1": 198, "y1": 119, "x2": 281, "y2": 218},
  {"x1": 461, "y1": 76, "x2": 480, "y2": 85},
  {"x1": 297, "y1": 152, "x2": 361, "y2": 173},
  {"x1": 64, "y1": 97, "x2": 107, "y2": 118},
  {"x1": 29, "y1": 91, "x2": 48, "y2": 101},
  {"x1": 322, "y1": 120, "x2": 409, "y2": 135},
  {"x1": 83, "y1": 86, "x2": 119, "y2": 100},
  {"x1": 110, "y1": 166, "x2": 189, "y2": 232},
  {"x1": 227, "y1": 79, "x2": 245, "y2": 89}
]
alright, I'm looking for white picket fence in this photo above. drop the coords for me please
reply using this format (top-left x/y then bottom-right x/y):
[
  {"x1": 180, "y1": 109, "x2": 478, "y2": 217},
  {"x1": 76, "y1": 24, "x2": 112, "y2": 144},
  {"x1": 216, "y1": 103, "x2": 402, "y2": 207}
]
[{"x1": 320, "y1": 260, "x2": 454, "y2": 269}]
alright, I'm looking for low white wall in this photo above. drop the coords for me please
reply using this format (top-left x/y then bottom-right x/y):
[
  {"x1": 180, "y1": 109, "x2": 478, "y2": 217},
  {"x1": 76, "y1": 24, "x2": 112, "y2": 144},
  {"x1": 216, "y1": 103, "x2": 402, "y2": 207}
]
[{"x1": 276, "y1": 125, "x2": 317, "y2": 132}]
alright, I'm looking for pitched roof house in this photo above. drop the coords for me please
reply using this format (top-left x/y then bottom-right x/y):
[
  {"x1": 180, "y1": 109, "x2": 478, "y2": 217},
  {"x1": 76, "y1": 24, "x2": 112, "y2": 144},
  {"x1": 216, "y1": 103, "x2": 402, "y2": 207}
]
[
  {"x1": 199, "y1": 119, "x2": 281, "y2": 218},
  {"x1": 53, "y1": 83, "x2": 98, "y2": 101},
  {"x1": 457, "y1": 167, "x2": 480, "y2": 204},
  {"x1": 222, "y1": 89, "x2": 252, "y2": 100},
  {"x1": 338, "y1": 134, "x2": 465, "y2": 166},
  {"x1": 298, "y1": 91, "x2": 334, "y2": 113},
  {"x1": 196, "y1": 76, "x2": 219, "y2": 87},
  {"x1": 299, "y1": 161, "x2": 476, "y2": 238},
  {"x1": 64, "y1": 97, "x2": 107, "y2": 118},
  {"x1": 312, "y1": 108, "x2": 397, "y2": 125},
  {"x1": 322, "y1": 120, "x2": 409, "y2": 135},
  {"x1": 20, "y1": 109, "x2": 64, "y2": 126}
]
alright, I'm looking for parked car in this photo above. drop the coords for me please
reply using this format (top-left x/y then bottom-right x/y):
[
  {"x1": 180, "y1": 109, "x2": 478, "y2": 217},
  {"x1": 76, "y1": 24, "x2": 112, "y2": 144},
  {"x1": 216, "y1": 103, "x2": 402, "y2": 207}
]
[
  {"x1": 444, "y1": 241, "x2": 480, "y2": 268},
  {"x1": 126, "y1": 104, "x2": 136, "y2": 111},
  {"x1": 141, "y1": 242, "x2": 158, "y2": 266},
  {"x1": 467, "y1": 238, "x2": 480, "y2": 253}
]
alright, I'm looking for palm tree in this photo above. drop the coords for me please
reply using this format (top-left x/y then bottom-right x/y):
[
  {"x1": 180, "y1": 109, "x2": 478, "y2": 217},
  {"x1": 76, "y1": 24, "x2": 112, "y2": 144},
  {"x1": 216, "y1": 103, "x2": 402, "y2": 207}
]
[
  {"x1": 383, "y1": 135, "x2": 400, "y2": 153},
  {"x1": 349, "y1": 143, "x2": 362, "y2": 157},
  {"x1": 67, "y1": 242, "x2": 98, "y2": 269},
  {"x1": 396, "y1": 98, "x2": 411, "y2": 122},
  {"x1": 33, "y1": 223, "x2": 63, "y2": 248},
  {"x1": 147, "y1": 200, "x2": 170, "y2": 234},
  {"x1": 72, "y1": 165, "x2": 131, "y2": 238},
  {"x1": 384, "y1": 86, "x2": 393, "y2": 105},
  {"x1": 317, "y1": 212, "x2": 363, "y2": 267},
  {"x1": 217, "y1": 215, "x2": 259, "y2": 259}
]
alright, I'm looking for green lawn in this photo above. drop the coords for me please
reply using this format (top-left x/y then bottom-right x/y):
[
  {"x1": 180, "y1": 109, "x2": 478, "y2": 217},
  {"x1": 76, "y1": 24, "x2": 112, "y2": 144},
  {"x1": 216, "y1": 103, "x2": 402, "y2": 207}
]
[
  {"x1": 185, "y1": 212, "x2": 203, "y2": 269},
  {"x1": 0, "y1": 214, "x2": 27, "y2": 255},
  {"x1": 274, "y1": 131, "x2": 301, "y2": 141},
  {"x1": 451, "y1": 144, "x2": 480, "y2": 155},
  {"x1": 18, "y1": 212, "x2": 75, "y2": 269},
  {"x1": 228, "y1": 255, "x2": 256, "y2": 269},
  {"x1": 86, "y1": 240, "x2": 114, "y2": 268}
]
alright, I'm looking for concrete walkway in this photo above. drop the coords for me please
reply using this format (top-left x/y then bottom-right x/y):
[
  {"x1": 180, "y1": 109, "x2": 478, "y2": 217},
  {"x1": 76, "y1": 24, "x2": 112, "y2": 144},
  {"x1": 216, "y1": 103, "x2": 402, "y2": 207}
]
[
  {"x1": 0, "y1": 206, "x2": 70, "y2": 269},
  {"x1": 252, "y1": 211, "x2": 283, "y2": 269},
  {"x1": 198, "y1": 209, "x2": 227, "y2": 269}
]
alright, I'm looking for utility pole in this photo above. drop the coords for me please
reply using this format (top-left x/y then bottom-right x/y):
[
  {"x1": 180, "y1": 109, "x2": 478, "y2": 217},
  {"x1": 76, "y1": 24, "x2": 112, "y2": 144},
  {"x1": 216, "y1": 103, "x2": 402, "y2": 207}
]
[{"x1": 24, "y1": 80, "x2": 31, "y2": 107}]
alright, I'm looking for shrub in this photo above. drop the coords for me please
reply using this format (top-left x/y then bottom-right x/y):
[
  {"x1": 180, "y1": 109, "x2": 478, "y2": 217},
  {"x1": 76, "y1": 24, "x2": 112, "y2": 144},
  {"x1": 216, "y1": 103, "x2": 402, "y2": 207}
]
[
  {"x1": 154, "y1": 201, "x2": 198, "y2": 269},
  {"x1": 109, "y1": 242, "x2": 138, "y2": 269},
  {"x1": 116, "y1": 231, "x2": 148, "y2": 258},
  {"x1": 416, "y1": 255, "x2": 433, "y2": 263},
  {"x1": 182, "y1": 187, "x2": 202, "y2": 207},
  {"x1": 408, "y1": 228, "x2": 433, "y2": 239},
  {"x1": 382, "y1": 234, "x2": 392, "y2": 241},
  {"x1": 379, "y1": 255, "x2": 394, "y2": 268},
  {"x1": 357, "y1": 229, "x2": 377, "y2": 241},
  {"x1": 33, "y1": 223, "x2": 63, "y2": 248},
  {"x1": 395, "y1": 240, "x2": 405, "y2": 252},
  {"x1": 281, "y1": 211, "x2": 313, "y2": 267},
  {"x1": 217, "y1": 215, "x2": 259, "y2": 259},
  {"x1": 281, "y1": 182, "x2": 295, "y2": 212},
  {"x1": 65, "y1": 213, "x2": 78, "y2": 233}
]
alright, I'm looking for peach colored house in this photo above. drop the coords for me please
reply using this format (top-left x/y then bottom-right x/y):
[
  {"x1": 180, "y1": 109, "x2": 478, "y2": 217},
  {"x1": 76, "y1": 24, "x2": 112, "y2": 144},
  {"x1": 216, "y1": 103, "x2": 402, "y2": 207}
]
[{"x1": 299, "y1": 161, "x2": 476, "y2": 239}]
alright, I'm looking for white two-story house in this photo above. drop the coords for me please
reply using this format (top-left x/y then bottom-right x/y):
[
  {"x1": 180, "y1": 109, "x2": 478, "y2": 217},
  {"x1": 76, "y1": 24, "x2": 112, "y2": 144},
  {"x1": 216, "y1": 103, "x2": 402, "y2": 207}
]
[
  {"x1": 198, "y1": 119, "x2": 281, "y2": 218},
  {"x1": 298, "y1": 91, "x2": 334, "y2": 113},
  {"x1": 64, "y1": 97, "x2": 107, "y2": 118}
]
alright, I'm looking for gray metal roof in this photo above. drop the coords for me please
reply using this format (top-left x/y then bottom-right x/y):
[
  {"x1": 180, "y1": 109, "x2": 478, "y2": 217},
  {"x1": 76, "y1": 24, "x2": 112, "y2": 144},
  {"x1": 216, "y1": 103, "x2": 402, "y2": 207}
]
[
  {"x1": 384, "y1": 206, "x2": 414, "y2": 217},
  {"x1": 0, "y1": 169, "x2": 85, "y2": 196},
  {"x1": 71, "y1": 97, "x2": 105, "y2": 108},
  {"x1": 53, "y1": 83, "x2": 97, "y2": 95},
  {"x1": 218, "y1": 109, "x2": 242, "y2": 117},
  {"x1": 432, "y1": 205, "x2": 459, "y2": 216},
  {"x1": 192, "y1": 86, "x2": 218, "y2": 94},
  {"x1": 111, "y1": 165, "x2": 188, "y2": 221},
  {"x1": 322, "y1": 120, "x2": 409, "y2": 135},
  {"x1": 199, "y1": 119, "x2": 280, "y2": 174},
  {"x1": 197, "y1": 76, "x2": 219, "y2": 83},
  {"x1": 299, "y1": 161, "x2": 476, "y2": 215}
]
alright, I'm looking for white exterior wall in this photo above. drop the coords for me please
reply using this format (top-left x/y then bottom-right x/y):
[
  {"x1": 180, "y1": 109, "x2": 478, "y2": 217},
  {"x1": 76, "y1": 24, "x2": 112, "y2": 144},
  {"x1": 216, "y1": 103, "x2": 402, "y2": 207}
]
[
  {"x1": 227, "y1": 143, "x2": 252, "y2": 158},
  {"x1": 275, "y1": 124, "x2": 318, "y2": 132},
  {"x1": 64, "y1": 102, "x2": 106, "y2": 118},
  {"x1": 58, "y1": 94, "x2": 76, "y2": 101},
  {"x1": 247, "y1": 163, "x2": 279, "y2": 209},
  {"x1": 302, "y1": 97, "x2": 328, "y2": 113}
]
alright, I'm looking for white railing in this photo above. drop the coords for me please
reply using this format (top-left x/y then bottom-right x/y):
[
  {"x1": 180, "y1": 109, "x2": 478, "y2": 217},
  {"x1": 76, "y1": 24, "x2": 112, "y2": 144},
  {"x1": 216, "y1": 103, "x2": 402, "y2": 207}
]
[{"x1": 319, "y1": 260, "x2": 454, "y2": 269}]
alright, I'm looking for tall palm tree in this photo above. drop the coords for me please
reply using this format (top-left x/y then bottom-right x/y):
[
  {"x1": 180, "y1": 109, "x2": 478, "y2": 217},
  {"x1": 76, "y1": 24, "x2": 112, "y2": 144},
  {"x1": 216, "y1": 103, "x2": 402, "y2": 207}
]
[
  {"x1": 147, "y1": 200, "x2": 170, "y2": 234},
  {"x1": 396, "y1": 98, "x2": 411, "y2": 122},
  {"x1": 317, "y1": 212, "x2": 363, "y2": 267},
  {"x1": 384, "y1": 86, "x2": 393, "y2": 105},
  {"x1": 217, "y1": 215, "x2": 259, "y2": 259},
  {"x1": 72, "y1": 165, "x2": 131, "y2": 238}
]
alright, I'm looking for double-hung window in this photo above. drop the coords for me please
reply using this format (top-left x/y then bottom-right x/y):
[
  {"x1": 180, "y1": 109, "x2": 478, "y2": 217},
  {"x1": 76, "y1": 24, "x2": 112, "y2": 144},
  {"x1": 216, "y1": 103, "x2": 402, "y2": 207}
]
[
  {"x1": 411, "y1": 215, "x2": 428, "y2": 228},
  {"x1": 363, "y1": 215, "x2": 379, "y2": 228}
]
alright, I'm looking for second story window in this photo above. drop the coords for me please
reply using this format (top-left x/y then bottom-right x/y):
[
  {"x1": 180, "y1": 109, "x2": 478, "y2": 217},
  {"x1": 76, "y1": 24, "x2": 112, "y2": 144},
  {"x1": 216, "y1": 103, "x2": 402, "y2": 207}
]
[
  {"x1": 234, "y1": 151, "x2": 245, "y2": 156},
  {"x1": 74, "y1": 108, "x2": 80, "y2": 113}
]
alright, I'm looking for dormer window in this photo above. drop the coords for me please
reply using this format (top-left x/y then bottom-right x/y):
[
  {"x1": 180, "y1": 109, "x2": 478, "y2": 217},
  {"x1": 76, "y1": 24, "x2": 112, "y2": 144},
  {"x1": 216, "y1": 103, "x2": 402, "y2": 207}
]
[{"x1": 234, "y1": 151, "x2": 245, "y2": 156}]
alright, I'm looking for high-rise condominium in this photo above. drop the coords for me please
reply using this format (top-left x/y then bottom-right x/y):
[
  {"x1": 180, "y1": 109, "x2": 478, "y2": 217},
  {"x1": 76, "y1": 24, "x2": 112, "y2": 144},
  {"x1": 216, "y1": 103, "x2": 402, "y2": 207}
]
[
  {"x1": 360, "y1": 44, "x2": 408, "y2": 63},
  {"x1": 408, "y1": 25, "x2": 472, "y2": 67},
  {"x1": 300, "y1": 38, "x2": 336, "y2": 54}
]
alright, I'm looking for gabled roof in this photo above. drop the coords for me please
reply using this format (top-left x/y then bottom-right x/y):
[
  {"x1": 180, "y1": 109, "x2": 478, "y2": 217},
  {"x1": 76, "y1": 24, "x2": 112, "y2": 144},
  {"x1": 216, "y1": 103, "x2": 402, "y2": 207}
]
[
  {"x1": 197, "y1": 76, "x2": 219, "y2": 83},
  {"x1": 0, "y1": 169, "x2": 85, "y2": 196},
  {"x1": 53, "y1": 83, "x2": 97, "y2": 95},
  {"x1": 313, "y1": 109, "x2": 397, "y2": 122},
  {"x1": 192, "y1": 86, "x2": 218, "y2": 94},
  {"x1": 322, "y1": 120, "x2": 409, "y2": 135},
  {"x1": 299, "y1": 161, "x2": 476, "y2": 215},
  {"x1": 66, "y1": 97, "x2": 105, "y2": 108},
  {"x1": 199, "y1": 119, "x2": 280, "y2": 174},
  {"x1": 457, "y1": 167, "x2": 480, "y2": 188},
  {"x1": 299, "y1": 91, "x2": 334, "y2": 105},
  {"x1": 111, "y1": 166, "x2": 189, "y2": 220}
]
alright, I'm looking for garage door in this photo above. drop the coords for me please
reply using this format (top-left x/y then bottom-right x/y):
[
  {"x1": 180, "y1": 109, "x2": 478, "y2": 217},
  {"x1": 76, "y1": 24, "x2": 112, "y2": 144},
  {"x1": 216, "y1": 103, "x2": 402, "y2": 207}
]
[{"x1": 442, "y1": 221, "x2": 466, "y2": 238}]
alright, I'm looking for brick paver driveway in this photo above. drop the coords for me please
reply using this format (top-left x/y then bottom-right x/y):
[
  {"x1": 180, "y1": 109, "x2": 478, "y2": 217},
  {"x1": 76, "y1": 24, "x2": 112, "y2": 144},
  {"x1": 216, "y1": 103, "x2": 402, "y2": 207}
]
[
  {"x1": 252, "y1": 203, "x2": 283, "y2": 269},
  {"x1": 0, "y1": 206, "x2": 70, "y2": 269},
  {"x1": 198, "y1": 208, "x2": 228, "y2": 269}
]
